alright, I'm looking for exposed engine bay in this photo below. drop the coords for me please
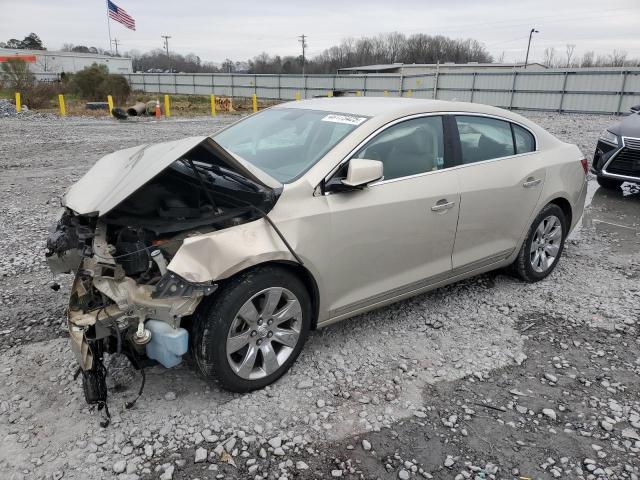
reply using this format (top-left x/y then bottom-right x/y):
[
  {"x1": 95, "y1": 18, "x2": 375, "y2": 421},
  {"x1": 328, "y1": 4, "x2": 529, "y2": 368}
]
[{"x1": 45, "y1": 137, "x2": 281, "y2": 418}]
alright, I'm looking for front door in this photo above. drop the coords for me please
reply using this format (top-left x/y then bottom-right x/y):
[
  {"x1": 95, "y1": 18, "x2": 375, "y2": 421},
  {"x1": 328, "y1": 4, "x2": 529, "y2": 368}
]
[{"x1": 324, "y1": 115, "x2": 460, "y2": 317}]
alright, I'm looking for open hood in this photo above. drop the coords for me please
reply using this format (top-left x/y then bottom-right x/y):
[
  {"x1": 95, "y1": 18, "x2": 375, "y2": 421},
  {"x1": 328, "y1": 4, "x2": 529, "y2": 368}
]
[{"x1": 63, "y1": 136, "x2": 281, "y2": 216}]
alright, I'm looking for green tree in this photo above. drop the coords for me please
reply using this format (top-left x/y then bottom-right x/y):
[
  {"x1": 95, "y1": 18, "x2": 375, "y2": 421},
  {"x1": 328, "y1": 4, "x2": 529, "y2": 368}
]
[
  {"x1": 21, "y1": 33, "x2": 46, "y2": 50},
  {"x1": 1, "y1": 33, "x2": 46, "y2": 50},
  {"x1": 70, "y1": 63, "x2": 130, "y2": 104}
]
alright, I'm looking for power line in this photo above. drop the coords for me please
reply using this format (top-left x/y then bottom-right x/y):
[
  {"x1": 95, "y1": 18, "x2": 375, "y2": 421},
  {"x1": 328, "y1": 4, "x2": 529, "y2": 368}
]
[
  {"x1": 298, "y1": 34, "x2": 307, "y2": 75},
  {"x1": 161, "y1": 35, "x2": 171, "y2": 72},
  {"x1": 111, "y1": 38, "x2": 121, "y2": 56}
]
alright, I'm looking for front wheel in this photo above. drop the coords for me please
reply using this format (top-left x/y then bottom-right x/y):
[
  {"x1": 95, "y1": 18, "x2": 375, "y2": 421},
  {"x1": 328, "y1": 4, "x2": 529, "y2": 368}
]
[
  {"x1": 190, "y1": 265, "x2": 311, "y2": 393},
  {"x1": 596, "y1": 176, "x2": 624, "y2": 190},
  {"x1": 511, "y1": 204, "x2": 567, "y2": 282}
]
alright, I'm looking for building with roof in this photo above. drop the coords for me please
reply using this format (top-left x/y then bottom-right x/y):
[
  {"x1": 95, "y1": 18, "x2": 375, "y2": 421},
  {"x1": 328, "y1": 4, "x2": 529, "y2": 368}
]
[
  {"x1": 0, "y1": 48, "x2": 133, "y2": 76},
  {"x1": 337, "y1": 62, "x2": 547, "y2": 75}
]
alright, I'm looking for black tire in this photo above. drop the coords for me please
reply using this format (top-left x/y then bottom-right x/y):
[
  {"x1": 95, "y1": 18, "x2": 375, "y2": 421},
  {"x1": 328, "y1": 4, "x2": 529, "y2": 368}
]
[
  {"x1": 511, "y1": 203, "x2": 567, "y2": 283},
  {"x1": 596, "y1": 176, "x2": 623, "y2": 190},
  {"x1": 190, "y1": 265, "x2": 311, "y2": 393}
]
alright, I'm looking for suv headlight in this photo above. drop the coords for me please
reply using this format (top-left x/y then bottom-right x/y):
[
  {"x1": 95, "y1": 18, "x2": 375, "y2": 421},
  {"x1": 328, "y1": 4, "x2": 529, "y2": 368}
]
[{"x1": 599, "y1": 129, "x2": 618, "y2": 146}]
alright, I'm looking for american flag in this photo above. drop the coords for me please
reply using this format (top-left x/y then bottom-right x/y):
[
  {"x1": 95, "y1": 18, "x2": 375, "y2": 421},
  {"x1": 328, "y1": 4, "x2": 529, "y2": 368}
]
[{"x1": 107, "y1": 0, "x2": 136, "y2": 31}]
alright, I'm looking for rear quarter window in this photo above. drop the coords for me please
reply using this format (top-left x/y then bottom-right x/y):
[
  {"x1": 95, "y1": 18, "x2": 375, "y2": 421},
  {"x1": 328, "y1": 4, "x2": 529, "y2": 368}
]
[{"x1": 513, "y1": 124, "x2": 536, "y2": 154}]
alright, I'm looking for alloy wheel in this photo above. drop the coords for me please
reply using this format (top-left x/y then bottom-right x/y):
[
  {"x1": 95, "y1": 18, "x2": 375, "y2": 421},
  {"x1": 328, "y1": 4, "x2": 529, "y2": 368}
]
[
  {"x1": 226, "y1": 287, "x2": 302, "y2": 380},
  {"x1": 529, "y1": 215, "x2": 562, "y2": 273}
]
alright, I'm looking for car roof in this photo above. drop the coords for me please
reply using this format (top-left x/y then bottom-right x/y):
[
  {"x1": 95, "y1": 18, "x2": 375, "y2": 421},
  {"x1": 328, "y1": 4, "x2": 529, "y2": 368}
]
[{"x1": 274, "y1": 96, "x2": 517, "y2": 120}]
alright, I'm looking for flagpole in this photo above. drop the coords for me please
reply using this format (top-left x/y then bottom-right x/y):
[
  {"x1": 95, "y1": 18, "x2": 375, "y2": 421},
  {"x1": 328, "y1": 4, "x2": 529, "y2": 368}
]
[{"x1": 106, "y1": 1, "x2": 113, "y2": 53}]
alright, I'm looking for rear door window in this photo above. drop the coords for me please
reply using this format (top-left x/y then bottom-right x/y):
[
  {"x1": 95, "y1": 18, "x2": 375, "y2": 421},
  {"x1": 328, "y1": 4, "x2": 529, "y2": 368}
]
[{"x1": 455, "y1": 116, "x2": 515, "y2": 164}]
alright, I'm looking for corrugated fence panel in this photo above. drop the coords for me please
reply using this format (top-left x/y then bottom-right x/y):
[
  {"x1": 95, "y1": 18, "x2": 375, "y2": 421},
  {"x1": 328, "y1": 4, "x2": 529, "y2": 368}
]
[
  {"x1": 624, "y1": 72, "x2": 640, "y2": 92},
  {"x1": 512, "y1": 92, "x2": 562, "y2": 110},
  {"x1": 473, "y1": 73, "x2": 513, "y2": 91},
  {"x1": 437, "y1": 89, "x2": 472, "y2": 102},
  {"x1": 562, "y1": 93, "x2": 618, "y2": 113},
  {"x1": 515, "y1": 73, "x2": 565, "y2": 91},
  {"x1": 122, "y1": 70, "x2": 640, "y2": 114},
  {"x1": 402, "y1": 75, "x2": 434, "y2": 93},
  {"x1": 145, "y1": 74, "x2": 161, "y2": 93},
  {"x1": 620, "y1": 93, "x2": 640, "y2": 111},
  {"x1": 334, "y1": 76, "x2": 365, "y2": 91},
  {"x1": 364, "y1": 75, "x2": 400, "y2": 92},
  {"x1": 175, "y1": 75, "x2": 195, "y2": 94},
  {"x1": 192, "y1": 75, "x2": 213, "y2": 95},
  {"x1": 437, "y1": 73, "x2": 474, "y2": 90},
  {"x1": 567, "y1": 72, "x2": 624, "y2": 92},
  {"x1": 306, "y1": 76, "x2": 333, "y2": 89},
  {"x1": 472, "y1": 90, "x2": 511, "y2": 108}
]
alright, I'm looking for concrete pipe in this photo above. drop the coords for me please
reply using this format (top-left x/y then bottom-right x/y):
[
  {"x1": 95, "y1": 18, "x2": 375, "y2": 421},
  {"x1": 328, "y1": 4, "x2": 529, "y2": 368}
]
[{"x1": 126, "y1": 102, "x2": 147, "y2": 116}]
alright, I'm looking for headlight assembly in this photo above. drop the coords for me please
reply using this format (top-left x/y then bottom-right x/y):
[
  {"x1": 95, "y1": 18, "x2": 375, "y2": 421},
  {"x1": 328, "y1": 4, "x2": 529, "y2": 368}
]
[{"x1": 599, "y1": 129, "x2": 618, "y2": 146}]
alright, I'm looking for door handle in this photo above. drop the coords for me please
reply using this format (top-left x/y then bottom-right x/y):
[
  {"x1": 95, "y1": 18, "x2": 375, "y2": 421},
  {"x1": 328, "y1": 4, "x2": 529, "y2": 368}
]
[
  {"x1": 523, "y1": 178, "x2": 542, "y2": 188},
  {"x1": 431, "y1": 200, "x2": 456, "y2": 212}
]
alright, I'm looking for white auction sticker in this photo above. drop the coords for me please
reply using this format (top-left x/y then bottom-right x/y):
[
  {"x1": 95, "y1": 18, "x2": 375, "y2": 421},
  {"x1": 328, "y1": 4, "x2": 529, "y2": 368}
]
[{"x1": 321, "y1": 114, "x2": 367, "y2": 125}]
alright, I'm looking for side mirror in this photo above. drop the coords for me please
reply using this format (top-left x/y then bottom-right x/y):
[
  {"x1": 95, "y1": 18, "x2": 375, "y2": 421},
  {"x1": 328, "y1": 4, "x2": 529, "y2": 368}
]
[{"x1": 341, "y1": 158, "x2": 384, "y2": 187}]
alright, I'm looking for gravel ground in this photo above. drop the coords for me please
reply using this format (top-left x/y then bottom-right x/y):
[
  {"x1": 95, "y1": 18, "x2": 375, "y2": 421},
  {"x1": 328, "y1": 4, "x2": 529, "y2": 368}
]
[{"x1": 0, "y1": 111, "x2": 639, "y2": 480}]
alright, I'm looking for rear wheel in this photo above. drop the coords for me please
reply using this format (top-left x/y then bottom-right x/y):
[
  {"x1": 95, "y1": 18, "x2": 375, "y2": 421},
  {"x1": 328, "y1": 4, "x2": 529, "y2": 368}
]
[
  {"x1": 596, "y1": 176, "x2": 623, "y2": 190},
  {"x1": 190, "y1": 265, "x2": 311, "y2": 392},
  {"x1": 511, "y1": 204, "x2": 566, "y2": 282}
]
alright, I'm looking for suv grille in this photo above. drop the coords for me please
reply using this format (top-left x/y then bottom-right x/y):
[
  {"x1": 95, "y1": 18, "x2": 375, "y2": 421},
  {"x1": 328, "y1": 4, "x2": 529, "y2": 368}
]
[
  {"x1": 607, "y1": 145, "x2": 640, "y2": 177},
  {"x1": 623, "y1": 137, "x2": 640, "y2": 150}
]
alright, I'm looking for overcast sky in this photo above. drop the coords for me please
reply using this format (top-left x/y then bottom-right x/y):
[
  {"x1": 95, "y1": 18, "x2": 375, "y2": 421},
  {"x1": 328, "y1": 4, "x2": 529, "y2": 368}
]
[{"x1": 1, "y1": 0, "x2": 639, "y2": 64}]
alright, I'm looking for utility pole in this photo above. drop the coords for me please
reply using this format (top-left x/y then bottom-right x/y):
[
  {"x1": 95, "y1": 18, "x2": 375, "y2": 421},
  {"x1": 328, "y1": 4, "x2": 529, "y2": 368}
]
[
  {"x1": 162, "y1": 35, "x2": 172, "y2": 72},
  {"x1": 298, "y1": 34, "x2": 307, "y2": 75},
  {"x1": 524, "y1": 28, "x2": 539, "y2": 68},
  {"x1": 111, "y1": 38, "x2": 120, "y2": 56}
]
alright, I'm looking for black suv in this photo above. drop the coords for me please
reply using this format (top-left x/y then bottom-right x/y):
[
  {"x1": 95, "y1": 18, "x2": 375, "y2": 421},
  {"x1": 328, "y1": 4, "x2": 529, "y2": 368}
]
[{"x1": 592, "y1": 105, "x2": 640, "y2": 190}]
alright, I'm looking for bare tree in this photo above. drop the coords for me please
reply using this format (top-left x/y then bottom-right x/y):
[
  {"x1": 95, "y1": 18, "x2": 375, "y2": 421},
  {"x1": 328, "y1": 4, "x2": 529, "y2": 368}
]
[
  {"x1": 609, "y1": 49, "x2": 627, "y2": 67},
  {"x1": 580, "y1": 51, "x2": 595, "y2": 68},
  {"x1": 543, "y1": 47, "x2": 557, "y2": 68},
  {"x1": 565, "y1": 44, "x2": 576, "y2": 68}
]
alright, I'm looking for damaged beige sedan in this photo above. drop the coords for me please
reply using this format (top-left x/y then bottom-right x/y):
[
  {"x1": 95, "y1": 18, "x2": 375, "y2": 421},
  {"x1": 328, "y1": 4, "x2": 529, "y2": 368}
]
[{"x1": 46, "y1": 97, "x2": 588, "y2": 407}]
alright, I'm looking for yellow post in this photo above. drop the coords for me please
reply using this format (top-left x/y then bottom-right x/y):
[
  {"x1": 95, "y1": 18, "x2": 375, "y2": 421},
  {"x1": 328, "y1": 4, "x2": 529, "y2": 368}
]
[
  {"x1": 407, "y1": 89, "x2": 413, "y2": 97},
  {"x1": 384, "y1": 90, "x2": 389, "y2": 97},
  {"x1": 252, "y1": 93, "x2": 258, "y2": 113},
  {"x1": 58, "y1": 94, "x2": 66, "y2": 116},
  {"x1": 327, "y1": 91, "x2": 333, "y2": 97},
  {"x1": 295, "y1": 91, "x2": 301, "y2": 101},
  {"x1": 356, "y1": 91, "x2": 362, "y2": 97},
  {"x1": 164, "y1": 94, "x2": 171, "y2": 117},
  {"x1": 15, "y1": 92, "x2": 21, "y2": 113},
  {"x1": 210, "y1": 95, "x2": 217, "y2": 116},
  {"x1": 107, "y1": 95, "x2": 114, "y2": 116}
]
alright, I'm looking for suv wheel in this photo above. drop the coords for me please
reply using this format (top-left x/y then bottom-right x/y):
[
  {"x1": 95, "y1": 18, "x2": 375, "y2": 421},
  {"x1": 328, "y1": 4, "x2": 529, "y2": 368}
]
[
  {"x1": 511, "y1": 204, "x2": 567, "y2": 282},
  {"x1": 190, "y1": 265, "x2": 311, "y2": 392},
  {"x1": 596, "y1": 176, "x2": 623, "y2": 190}
]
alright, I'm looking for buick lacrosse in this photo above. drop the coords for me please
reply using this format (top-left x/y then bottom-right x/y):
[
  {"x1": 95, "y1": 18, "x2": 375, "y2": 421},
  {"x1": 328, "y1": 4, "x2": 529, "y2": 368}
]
[{"x1": 46, "y1": 97, "x2": 587, "y2": 402}]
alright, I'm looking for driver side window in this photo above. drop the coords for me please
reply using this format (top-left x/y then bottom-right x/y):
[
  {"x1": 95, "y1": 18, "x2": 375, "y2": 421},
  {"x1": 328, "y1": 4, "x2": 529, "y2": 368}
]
[{"x1": 353, "y1": 116, "x2": 444, "y2": 181}]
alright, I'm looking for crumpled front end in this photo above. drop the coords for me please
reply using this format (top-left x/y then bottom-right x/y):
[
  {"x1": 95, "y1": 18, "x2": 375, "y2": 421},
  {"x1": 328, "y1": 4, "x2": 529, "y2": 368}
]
[
  {"x1": 47, "y1": 214, "x2": 217, "y2": 372},
  {"x1": 45, "y1": 136, "x2": 280, "y2": 407}
]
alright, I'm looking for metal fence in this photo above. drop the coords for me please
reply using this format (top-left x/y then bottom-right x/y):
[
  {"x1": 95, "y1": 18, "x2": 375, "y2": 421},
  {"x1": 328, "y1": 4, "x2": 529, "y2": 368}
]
[{"x1": 37, "y1": 69, "x2": 640, "y2": 115}]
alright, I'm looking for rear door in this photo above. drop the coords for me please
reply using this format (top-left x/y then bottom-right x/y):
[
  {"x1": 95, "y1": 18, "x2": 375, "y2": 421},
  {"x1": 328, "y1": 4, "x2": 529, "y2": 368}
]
[
  {"x1": 324, "y1": 115, "x2": 460, "y2": 317},
  {"x1": 452, "y1": 115, "x2": 546, "y2": 269}
]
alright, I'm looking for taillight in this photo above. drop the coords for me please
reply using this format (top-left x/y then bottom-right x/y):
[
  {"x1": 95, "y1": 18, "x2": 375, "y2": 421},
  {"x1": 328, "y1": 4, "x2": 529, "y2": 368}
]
[{"x1": 580, "y1": 158, "x2": 589, "y2": 175}]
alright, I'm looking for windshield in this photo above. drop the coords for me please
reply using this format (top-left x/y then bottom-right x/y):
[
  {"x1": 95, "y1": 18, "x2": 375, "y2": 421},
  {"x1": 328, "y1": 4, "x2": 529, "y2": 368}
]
[{"x1": 213, "y1": 108, "x2": 368, "y2": 183}]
